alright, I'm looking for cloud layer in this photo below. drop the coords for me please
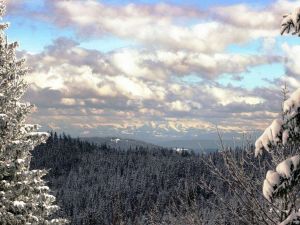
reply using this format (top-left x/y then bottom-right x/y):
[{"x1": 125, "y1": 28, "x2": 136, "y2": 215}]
[{"x1": 6, "y1": 0, "x2": 300, "y2": 141}]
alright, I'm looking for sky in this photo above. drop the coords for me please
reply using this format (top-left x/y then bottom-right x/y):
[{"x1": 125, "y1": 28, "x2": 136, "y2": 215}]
[{"x1": 4, "y1": 0, "x2": 300, "y2": 142}]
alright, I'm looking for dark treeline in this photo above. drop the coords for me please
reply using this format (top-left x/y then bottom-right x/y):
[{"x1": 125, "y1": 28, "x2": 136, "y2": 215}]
[{"x1": 30, "y1": 132, "x2": 245, "y2": 225}]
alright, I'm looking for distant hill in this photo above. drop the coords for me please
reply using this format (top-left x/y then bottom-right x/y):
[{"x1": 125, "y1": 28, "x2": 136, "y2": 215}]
[
  {"x1": 80, "y1": 136, "x2": 247, "y2": 153},
  {"x1": 157, "y1": 139, "x2": 247, "y2": 153},
  {"x1": 80, "y1": 136, "x2": 160, "y2": 151}
]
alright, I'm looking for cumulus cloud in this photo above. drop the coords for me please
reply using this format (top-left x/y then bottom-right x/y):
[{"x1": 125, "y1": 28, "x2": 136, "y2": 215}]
[
  {"x1": 12, "y1": 0, "x2": 293, "y2": 140},
  {"x1": 273, "y1": 42, "x2": 300, "y2": 95},
  {"x1": 207, "y1": 86, "x2": 265, "y2": 106},
  {"x1": 39, "y1": 0, "x2": 288, "y2": 53},
  {"x1": 110, "y1": 48, "x2": 279, "y2": 79},
  {"x1": 282, "y1": 43, "x2": 300, "y2": 77},
  {"x1": 20, "y1": 35, "x2": 281, "y2": 140},
  {"x1": 213, "y1": 4, "x2": 276, "y2": 29},
  {"x1": 213, "y1": 0, "x2": 300, "y2": 31}
]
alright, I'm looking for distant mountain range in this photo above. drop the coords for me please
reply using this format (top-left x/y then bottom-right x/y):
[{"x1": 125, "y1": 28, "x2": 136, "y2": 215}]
[{"x1": 81, "y1": 136, "x2": 249, "y2": 152}]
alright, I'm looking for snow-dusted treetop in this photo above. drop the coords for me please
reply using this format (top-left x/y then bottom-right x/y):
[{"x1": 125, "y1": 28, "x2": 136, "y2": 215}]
[
  {"x1": 281, "y1": 7, "x2": 300, "y2": 36},
  {"x1": 255, "y1": 88, "x2": 300, "y2": 157},
  {"x1": 255, "y1": 119, "x2": 283, "y2": 157}
]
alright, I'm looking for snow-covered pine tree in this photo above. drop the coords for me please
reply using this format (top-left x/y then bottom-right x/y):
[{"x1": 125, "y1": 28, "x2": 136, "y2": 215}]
[
  {"x1": 255, "y1": 87, "x2": 300, "y2": 225},
  {"x1": 254, "y1": 8, "x2": 300, "y2": 224},
  {"x1": 0, "y1": 1, "x2": 67, "y2": 224}
]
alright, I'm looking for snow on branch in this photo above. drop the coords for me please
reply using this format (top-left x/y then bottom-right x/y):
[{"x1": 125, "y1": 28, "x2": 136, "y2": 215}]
[
  {"x1": 281, "y1": 7, "x2": 300, "y2": 36},
  {"x1": 283, "y1": 88, "x2": 300, "y2": 117},
  {"x1": 255, "y1": 119, "x2": 283, "y2": 157},
  {"x1": 25, "y1": 132, "x2": 50, "y2": 144},
  {"x1": 263, "y1": 155, "x2": 300, "y2": 202}
]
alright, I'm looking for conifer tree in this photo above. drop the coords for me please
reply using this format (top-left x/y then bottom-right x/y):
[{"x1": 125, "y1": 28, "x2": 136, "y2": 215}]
[
  {"x1": 0, "y1": 1, "x2": 67, "y2": 224},
  {"x1": 252, "y1": 7, "x2": 300, "y2": 224},
  {"x1": 256, "y1": 88, "x2": 300, "y2": 225}
]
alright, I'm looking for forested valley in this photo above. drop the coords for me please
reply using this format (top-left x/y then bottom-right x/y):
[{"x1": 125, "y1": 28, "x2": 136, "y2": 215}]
[
  {"x1": 31, "y1": 133, "x2": 251, "y2": 225},
  {"x1": 30, "y1": 132, "x2": 266, "y2": 225}
]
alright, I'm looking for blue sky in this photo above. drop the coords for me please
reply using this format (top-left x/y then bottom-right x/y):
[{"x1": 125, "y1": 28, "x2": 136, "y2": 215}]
[{"x1": 6, "y1": 0, "x2": 300, "y2": 141}]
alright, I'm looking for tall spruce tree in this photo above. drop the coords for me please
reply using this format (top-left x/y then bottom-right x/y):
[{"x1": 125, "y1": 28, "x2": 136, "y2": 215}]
[
  {"x1": 253, "y1": 7, "x2": 300, "y2": 225},
  {"x1": 0, "y1": 1, "x2": 66, "y2": 224}
]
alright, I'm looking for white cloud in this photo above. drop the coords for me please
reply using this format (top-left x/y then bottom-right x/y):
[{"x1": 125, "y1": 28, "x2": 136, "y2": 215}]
[
  {"x1": 22, "y1": 37, "x2": 278, "y2": 139},
  {"x1": 281, "y1": 76, "x2": 300, "y2": 89},
  {"x1": 213, "y1": 4, "x2": 276, "y2": 29},
  {"x1": 213, "y1": 0, "x2": 300, "y2": 29},
  {"x1": 262, "y1": 37, "x2": 277, "y2": 52},
  {"x1": 208, "y1": 86, "x2": 265, "y2": 106},
  {"x1": 109, "y1": 48, "x2": 278, "y2": 80},
  {"x1": 48, "y1": 0, "x2": 286, "y2": 53},
  {"x1": 282, "y1": 43, "x2": 300, "y2": 76},
  {"x1": 167, "y1": 100, "x2": 192, "y2": 112},
  {"x1": 16, "y1": 0, "x2": 293, "y2": 140},
  {"x1": 108, "y1": 75, "x2": 165, "y2": 100}
]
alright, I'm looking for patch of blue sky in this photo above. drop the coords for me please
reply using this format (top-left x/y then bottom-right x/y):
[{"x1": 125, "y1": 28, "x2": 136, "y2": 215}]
[
  {"x1": 226, "y1": 37, "x2": 293, "y2": 56},
  {"x1": 275, "y1": 35, "x2": 300, "y2": 51},
  {"x1": 244, "y1": 36, "x2": 300, "y2": 56},
  {"x1": 24, "y1": 0, "x2": 45, "y2": 11},
  {"x1": 217, "y1": 63, "x2": 284, "y2": 89},
  {"x1": 6, "y1": 16, "x2": 74, "y2": 53},
  {"x1": 226, "y1": 39, "x2": 261, "y2": 54},
  {"x1": 79, "y1": 36, "x2": 138, "y2": 53}
]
